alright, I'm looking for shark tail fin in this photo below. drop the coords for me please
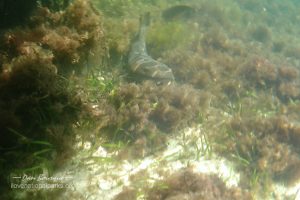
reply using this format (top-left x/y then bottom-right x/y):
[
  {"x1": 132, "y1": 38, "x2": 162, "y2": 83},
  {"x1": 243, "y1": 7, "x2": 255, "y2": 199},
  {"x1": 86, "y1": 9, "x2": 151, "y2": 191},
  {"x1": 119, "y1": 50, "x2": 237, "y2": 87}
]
[
  {"x1": 140, "y1": 12, "x2": 151, "y2": 27},
  {"x1": 136, "y1": 12, "x2": 151, "y2": 41}
]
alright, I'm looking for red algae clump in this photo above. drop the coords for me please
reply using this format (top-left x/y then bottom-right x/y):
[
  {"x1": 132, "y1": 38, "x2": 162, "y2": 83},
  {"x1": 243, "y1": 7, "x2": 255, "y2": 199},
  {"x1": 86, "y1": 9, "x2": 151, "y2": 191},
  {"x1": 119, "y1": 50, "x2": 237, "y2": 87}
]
[
  {"x1": 146, "y1": 168, "x2": 252, "y2": 200},
  {"x1": 0, "y1": 0, "x2": 106, "y2": 196},
  {"x1": 1, "y1": 0, "x2": 106, "y2": 75},
  {"x1": 278, "y1": 66, "x2": 299, "y2": 80},
  {"x1": 88, "y1": 81, "x2": 209, "y2": 154},
  {"x1": 220, "y1": 115, "x2": 300, "y2": 188},
  {"x1": 241, "y1": 57, "x2": 278, "y2": 87}
]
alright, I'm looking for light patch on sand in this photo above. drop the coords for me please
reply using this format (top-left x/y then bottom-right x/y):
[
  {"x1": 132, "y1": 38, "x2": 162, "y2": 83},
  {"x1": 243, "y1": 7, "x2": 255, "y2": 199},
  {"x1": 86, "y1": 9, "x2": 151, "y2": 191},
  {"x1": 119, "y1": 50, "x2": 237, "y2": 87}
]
[
  {"x1": 50, "y1": 126, "x2": 242, "y2": 199},
  {"x1": 33, "y1": 126, "x2": 298, "y2": 200}
]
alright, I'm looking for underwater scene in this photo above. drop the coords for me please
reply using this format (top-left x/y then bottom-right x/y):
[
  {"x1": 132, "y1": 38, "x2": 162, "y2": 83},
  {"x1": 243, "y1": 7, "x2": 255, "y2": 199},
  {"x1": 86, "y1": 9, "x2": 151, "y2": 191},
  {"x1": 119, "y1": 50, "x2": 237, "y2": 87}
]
[{"x1": 1, "y1": 0, "x2": 300, "y2": 199}]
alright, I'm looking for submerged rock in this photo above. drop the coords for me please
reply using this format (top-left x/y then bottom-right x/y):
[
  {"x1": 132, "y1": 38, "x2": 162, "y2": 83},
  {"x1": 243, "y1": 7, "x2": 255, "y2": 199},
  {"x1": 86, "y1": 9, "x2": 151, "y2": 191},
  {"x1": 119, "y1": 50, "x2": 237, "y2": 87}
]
[{"x1": 162, "y1": 5, "x2": 197, "y2": 21}]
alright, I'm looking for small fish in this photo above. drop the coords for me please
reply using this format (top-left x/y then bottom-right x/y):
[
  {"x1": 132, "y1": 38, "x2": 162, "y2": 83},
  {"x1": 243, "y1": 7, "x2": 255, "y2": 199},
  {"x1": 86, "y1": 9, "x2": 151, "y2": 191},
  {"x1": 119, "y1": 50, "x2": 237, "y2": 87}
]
[{"x1": 128, "y1": 12, "x2": 175, "y2": 82}]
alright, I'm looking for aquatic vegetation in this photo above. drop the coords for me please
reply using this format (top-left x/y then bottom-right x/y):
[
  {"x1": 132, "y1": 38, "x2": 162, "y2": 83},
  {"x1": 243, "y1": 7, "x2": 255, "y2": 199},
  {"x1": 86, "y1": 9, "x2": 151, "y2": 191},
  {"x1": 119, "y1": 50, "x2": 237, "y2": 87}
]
[
  {"x1": 196, "y1": 0, "x2": 243, "y2": 29},
  {"x1": 113, "y1": 187, "x2": 137, "y2": 200},
  {"x1": 241, "y1": 57, "x2": 278, "y2": 88},
  {"x1": 1, "y1": 0, "x2": 300, "y2": 199},
  {"x1": 94, "y1": 0, "x2": 160, "y2": 18},
  {"x1": 43, "y1": 0, "x2": 106, "y2": 73},
  {"x1": 284, "y1": 45, "x2": 300, "y2": 60},
  {"x1": 0, "y1": 47, "x2": 81, "y2": 194},
  {"x1": 278, "y1": 66, "x2": 299, "y2": 80},
  {"x1": 250, "y1": 25, "x2": 272, "y2": 43},
  {"x1": 202, "y1": 28, "x2": 230, "y2": 51},
  {"x1": 272, "y1": 40, "x2": 286, "y2": 53},
  {"x1": 164, "y1": 48, "x2": 215, "y2": 89},
  {"x1": 104, "y1": 17, "x2": 135, "y2": 61},
  {"x1": 146, "y1": 168, "x2": 252, "y2": 200},
  {"x1": 147, "y1": 21, "x2": 195, "y2": 57},
  {"x1": 0, "y1": 0, "x2": 107, "y2": 196},
  {"x1": 216, "y1": 115, "x2": 300, "y2": 193},
  {"x1": 40, "y1": 0, "x2": 71, "y2": 11},
  {"x1": 87, "y1": 81, "x2": 208, "y2": 156},
  {"x1": 222, "y1": 80, "x2": 242, "y2": 100},
  {"x1": 241, "y1": 56, "x2": 300, "y2": 101},
  {"x1": 278, "y1": 82, "x2": 300, "y2": 100},
  {"x1": 1, "y1": 0, "x2": 106, "y2": 75},
  {"x1": 94, "y1": 0, "x2": 133, "y2": 17},
  {"x1": 276, "y1": 160, "x2": 300, "y2": 186}
]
